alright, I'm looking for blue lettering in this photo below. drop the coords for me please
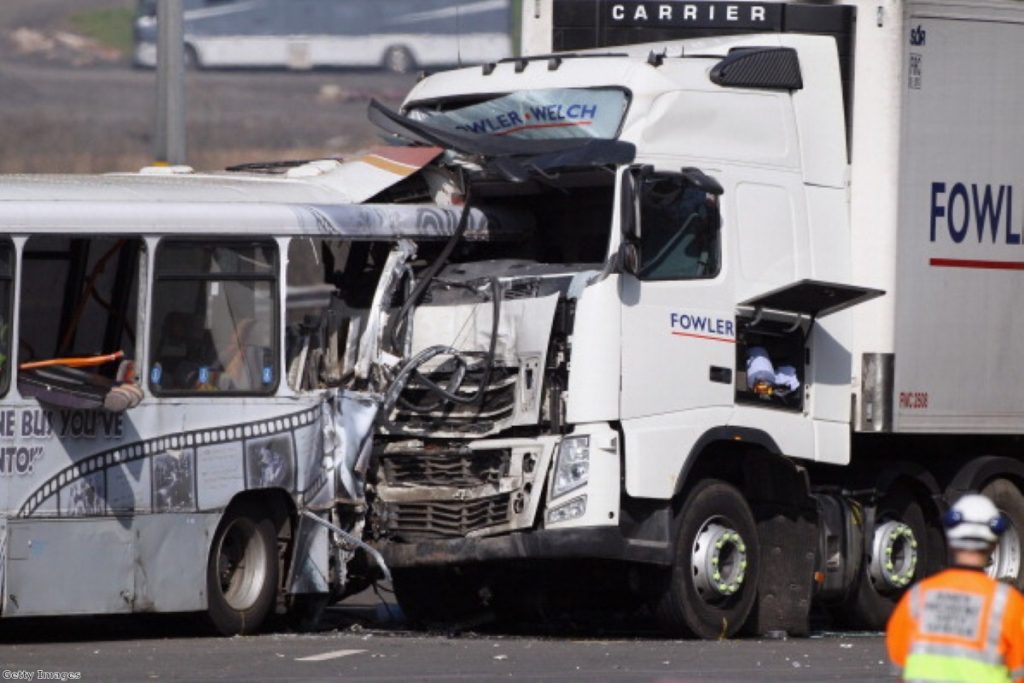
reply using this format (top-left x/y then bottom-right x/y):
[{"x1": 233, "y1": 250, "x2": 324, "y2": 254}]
[
  {"x1": 580, "y1": 104, "x2": 598, "y2": 118},
  {"x1": 930, "y1": 182, "x2": 946, "y2": 242},
  {"x1": 1008, "y1": 186, "x2": 1020, "y2": 245},
  {"x1": 947, "y1": 182, "x2": 969, "y2": 243},
  {"x1": 567, "y1": 104, "x2": 581, "y2": 119},
  {"x1": 530, "y1": 106, "x2": 548, "y2": 121},
  {"x1": 508, "y1": 111, "x2": 523, "y2": 126},
  {"x1": 972, "y1": 184, "x2": 1005, "y2": 243}
]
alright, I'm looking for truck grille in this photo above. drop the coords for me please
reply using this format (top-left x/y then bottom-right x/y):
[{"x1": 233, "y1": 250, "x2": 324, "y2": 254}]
[
  {"x1": 380, "y1": 447, "x2": 511, "y2": 487},
  {"x1": 385, "y1": 493, "x2": 511, "y2": 540},
  {"x1": 390, "y1": 366, "x2": 517, "y2": 432}
]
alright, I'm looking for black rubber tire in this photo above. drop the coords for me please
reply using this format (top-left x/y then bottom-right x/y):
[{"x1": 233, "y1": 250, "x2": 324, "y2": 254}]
[
  {"x1": 382, "y1": 45, "x2": 415, "y2": 74},
  {"x1": 838, "y1": 487, "x2": 929, "y2": 630},
  {"x1": 206, "y1": 502, "x2": 279, "y2": 636},
  {"x1": 656, "y1": 479, "x2": 760, "y2": 639},
  {"x1": 982, "y1": 478, "x2": 1024, "y2": 590}
]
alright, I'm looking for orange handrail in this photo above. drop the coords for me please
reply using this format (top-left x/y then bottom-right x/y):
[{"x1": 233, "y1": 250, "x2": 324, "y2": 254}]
[{"x1": 19, "y1": 350, "x2": 124, "y2": 371}]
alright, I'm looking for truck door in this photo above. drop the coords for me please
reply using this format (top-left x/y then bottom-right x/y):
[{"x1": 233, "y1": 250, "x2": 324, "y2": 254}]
[{"x1": 620, "y1": 167, "x2": 735, "y2": 419}]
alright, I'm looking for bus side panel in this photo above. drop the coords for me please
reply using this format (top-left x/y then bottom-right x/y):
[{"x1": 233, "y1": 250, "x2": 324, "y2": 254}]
[{"x1": 6, "y1": 518, "x2": 134, "y2": 616}]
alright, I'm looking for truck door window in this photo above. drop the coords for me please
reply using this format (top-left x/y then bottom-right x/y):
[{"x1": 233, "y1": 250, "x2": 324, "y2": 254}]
[
  {"x1": 638, "y1": 176, "x2": 720, "y2": 280},
  {"x1": 150, "y1": 240, "x2": 278, "y2": 395}
]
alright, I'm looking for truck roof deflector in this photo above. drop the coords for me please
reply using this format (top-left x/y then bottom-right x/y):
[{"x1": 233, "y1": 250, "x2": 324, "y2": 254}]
[
  {"x1": 710, "y1": 47, "x2": 803, "y2": 91},
  {"x1": 738, "y1": 279, "x2": 883, "y2": 319}
]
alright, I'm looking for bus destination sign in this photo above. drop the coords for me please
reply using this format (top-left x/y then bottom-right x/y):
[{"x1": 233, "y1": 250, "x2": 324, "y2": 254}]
[{"x1": 606, "y1": 2, "x2": 784, "y2": 30}]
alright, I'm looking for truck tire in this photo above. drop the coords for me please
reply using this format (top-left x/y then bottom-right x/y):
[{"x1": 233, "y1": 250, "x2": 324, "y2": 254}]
[
  {"x1": 205, "y1": 502, "x2": 279, "y2": 636},
  {"x1": 838, "y1": 487, "x2": 928, "y2": 630},
  {"x1": 656, "y1": 479, "x2": 759, "y2": 639},
  {"x1": 981, "y1": 478, "x2": 1024, "y2": 589}
]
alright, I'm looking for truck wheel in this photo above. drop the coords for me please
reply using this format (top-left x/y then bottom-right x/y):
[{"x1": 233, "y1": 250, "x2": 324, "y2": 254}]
[
  {"x1": 839, "y1": 487, "x2": 927, "y2": 630},
  {"x1": 656, "y1": 480, "x2": 759, "y2": 639},
  {"x1": 205, "y1": 502, "x2": 278, "y2": 636},
  {"x1": 981, "y1": 478, "x2": 1024, "y2": 589}
]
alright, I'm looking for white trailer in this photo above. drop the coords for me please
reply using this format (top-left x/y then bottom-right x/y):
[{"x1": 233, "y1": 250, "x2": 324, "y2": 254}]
[{"x1": 352, "y1": 0, "x2": 1024, "y2": 637}]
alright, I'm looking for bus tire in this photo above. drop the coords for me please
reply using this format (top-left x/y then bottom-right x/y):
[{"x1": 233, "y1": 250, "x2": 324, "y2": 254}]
[
  {"x1": 837, "y1": 486, "x2": 928, "y2": 630},
  {"x1": 981, "y1": 478, "x2": 1024, "y2": 589},
  {"x1": 656, "y1": 479, "x2": 759, "y2": 639},
  {"x1": 382, "y1": 46, "x2": 415, "y2": 74},
  {"x1": 206, "y1": 502, "x2": 279, "y2": 636}
]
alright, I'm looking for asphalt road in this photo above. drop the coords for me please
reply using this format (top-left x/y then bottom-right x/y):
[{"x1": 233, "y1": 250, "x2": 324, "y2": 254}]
[{"x1": 0, "y1": 609, "x2": 895, "y2": 683}]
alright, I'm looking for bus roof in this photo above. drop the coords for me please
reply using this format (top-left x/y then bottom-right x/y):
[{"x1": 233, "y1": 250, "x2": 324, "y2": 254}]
[{"x1": 0, "y1": 172, "x2": 492, "y2": 240}]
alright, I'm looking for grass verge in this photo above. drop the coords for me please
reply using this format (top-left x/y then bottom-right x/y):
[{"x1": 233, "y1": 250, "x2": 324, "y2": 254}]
[{"x1": 67, "y1": 7, "x2": 135, "y2": 56}]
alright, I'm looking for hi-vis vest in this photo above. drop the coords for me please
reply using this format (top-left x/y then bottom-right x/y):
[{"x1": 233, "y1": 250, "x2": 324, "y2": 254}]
[{"x1": 887, "y1": 568, "x2": 1024, "y2": 683}]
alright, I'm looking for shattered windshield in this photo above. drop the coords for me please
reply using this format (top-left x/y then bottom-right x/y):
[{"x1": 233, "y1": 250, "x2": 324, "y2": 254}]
[{"x1": 407, "y1": 88, "x2": 629, "y2": 141}]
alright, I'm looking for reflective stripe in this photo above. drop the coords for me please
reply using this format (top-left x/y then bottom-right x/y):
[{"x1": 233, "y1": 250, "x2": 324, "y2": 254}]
[
  {"x1": 911, "y1": 584, "x2": 922, "y2": 621},
  {"x1": 904, "y1": 652, "x2": 1012, "y2": 682},
  {"x1": 987, "y1": 583, "x2": 1011, "y2": 652},
  {"x1": 910, "y1": 641, "x2": 1007, "y2": 666}
]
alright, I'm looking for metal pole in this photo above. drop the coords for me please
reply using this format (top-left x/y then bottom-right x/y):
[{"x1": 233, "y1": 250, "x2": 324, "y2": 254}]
[{"x1": 155, "y1": 0, "x2": 186, "y2": 165}]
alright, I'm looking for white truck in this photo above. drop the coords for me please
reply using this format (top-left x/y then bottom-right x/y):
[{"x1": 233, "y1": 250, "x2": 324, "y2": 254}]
[{"x1": 346, "y1": 0, "x2": 1024, "y2": 637}]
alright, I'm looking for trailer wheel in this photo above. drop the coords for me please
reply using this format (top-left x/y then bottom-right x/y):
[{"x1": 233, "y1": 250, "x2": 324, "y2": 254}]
[
  {"x1": 205, "y1": 502, "x2": 278, "y2": 636},
  {"x1": 656, "y1": 480, "x2": 759, "y2": 639},
  {"x1": 981, "y1": 478, "x2": 1024, "y2": 589},
  {"x1": 382, "y1": 46, "x2": 415, "y2": 74},
  {"x1": 839, "y1": 487, "x2": 928, "y2": 630}
]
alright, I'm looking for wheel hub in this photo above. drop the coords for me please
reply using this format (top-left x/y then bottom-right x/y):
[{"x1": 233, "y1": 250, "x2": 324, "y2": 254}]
[
  {"x1": 691, "y1": 521, "x2": 748, "y2": 602},
  {"x1": 868, "y1": 520, "x2": 918, "y2": 591},
  {"x1": 989, "y1": 519, "x2": 1021, "y2": 582}
]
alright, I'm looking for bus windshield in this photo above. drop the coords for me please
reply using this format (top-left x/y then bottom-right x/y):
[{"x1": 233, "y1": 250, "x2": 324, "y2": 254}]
[{"x1": 407, "y1": 88, "x2": 630, "y2": 141}]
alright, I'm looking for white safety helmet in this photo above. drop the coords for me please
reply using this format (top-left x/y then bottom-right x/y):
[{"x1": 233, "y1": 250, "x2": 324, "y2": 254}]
[{"x1": 942, "y1": 493, "x2": 1008, "y2": 550}]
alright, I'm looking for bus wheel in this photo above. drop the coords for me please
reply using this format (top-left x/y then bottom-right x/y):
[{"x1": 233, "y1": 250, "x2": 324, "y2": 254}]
[
  {"x1": 839, "y1": 486, "x2": 927, "y2": 630},
  {"x1": 982, "y1": 478, "x2": 1024, "y2": 589},
  {"x1": 206, "y1": 502, "x2": 278, "y2": 636},
  {"x1": 382, "y1": 46, "x2": 415, "y2": 74},
  {"x1": 656, "y1": 480, "x2": 759, "y2": 639}
]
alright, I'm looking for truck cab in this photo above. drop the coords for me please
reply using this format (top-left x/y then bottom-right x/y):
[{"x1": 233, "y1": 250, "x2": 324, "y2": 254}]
[{"x1": 360, "y1": 0, "x2": 1024, "y2": 638}]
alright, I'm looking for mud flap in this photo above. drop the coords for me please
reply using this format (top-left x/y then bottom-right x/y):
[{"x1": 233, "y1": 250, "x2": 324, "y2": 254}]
[{"x1": 747, "y1": 506, "x2": 817, "y2": 636}]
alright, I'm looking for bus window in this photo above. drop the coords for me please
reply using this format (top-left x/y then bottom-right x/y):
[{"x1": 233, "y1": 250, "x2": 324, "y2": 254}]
[
  {"x1": 0, "y1": 241, "x2": 12, "y2": 396},
  {"x1": 18, "y1": 237, "x2": 143, "y2": 407},
  {"x1": 151, "y1": 240, "x2": 278, "y2": 394}
]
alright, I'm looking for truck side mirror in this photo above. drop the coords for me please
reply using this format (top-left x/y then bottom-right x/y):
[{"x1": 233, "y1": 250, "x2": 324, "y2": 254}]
[
  {"x1": 680, "y1": 167, "x2": 724, "y2": 196},
  {"x1": 620, "y1": 169, "x2": 639, "y2": 240},
  {"x1": 619, "y1": 241, "x2": 640, "y2": 275}
]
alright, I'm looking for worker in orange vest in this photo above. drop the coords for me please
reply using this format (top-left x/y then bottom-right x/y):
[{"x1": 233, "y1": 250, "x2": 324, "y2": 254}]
[{"x1": 886, "y1": 493, "x2": 1024, "y2": 682}]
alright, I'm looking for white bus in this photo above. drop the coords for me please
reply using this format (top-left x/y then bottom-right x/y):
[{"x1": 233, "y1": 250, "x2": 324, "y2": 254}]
[
  {"x1": 133, "y1": 0, "x2": 515, "y2": 73},
  {"x1": 0, "y1": 160, "x2": 503, "y2": 634}
]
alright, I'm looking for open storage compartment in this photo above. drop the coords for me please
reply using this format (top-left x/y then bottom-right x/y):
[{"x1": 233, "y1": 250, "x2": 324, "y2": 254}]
[{"x1": 734, "y1": 279, "x2": 884, "y2": 411}]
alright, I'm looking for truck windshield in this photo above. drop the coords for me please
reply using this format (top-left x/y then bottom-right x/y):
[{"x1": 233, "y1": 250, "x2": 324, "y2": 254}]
[{"x1": 407, "y1": 88, "x2": 629, "y2": 141}]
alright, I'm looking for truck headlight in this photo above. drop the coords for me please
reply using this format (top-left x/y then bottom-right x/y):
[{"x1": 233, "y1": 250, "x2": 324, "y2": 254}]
[
  {"x1": 552, "y1": 435, "x2": 590, "y2": 498},
  {"x1": 547, "y1": 495, "x2": 587, "y2": 524}
]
